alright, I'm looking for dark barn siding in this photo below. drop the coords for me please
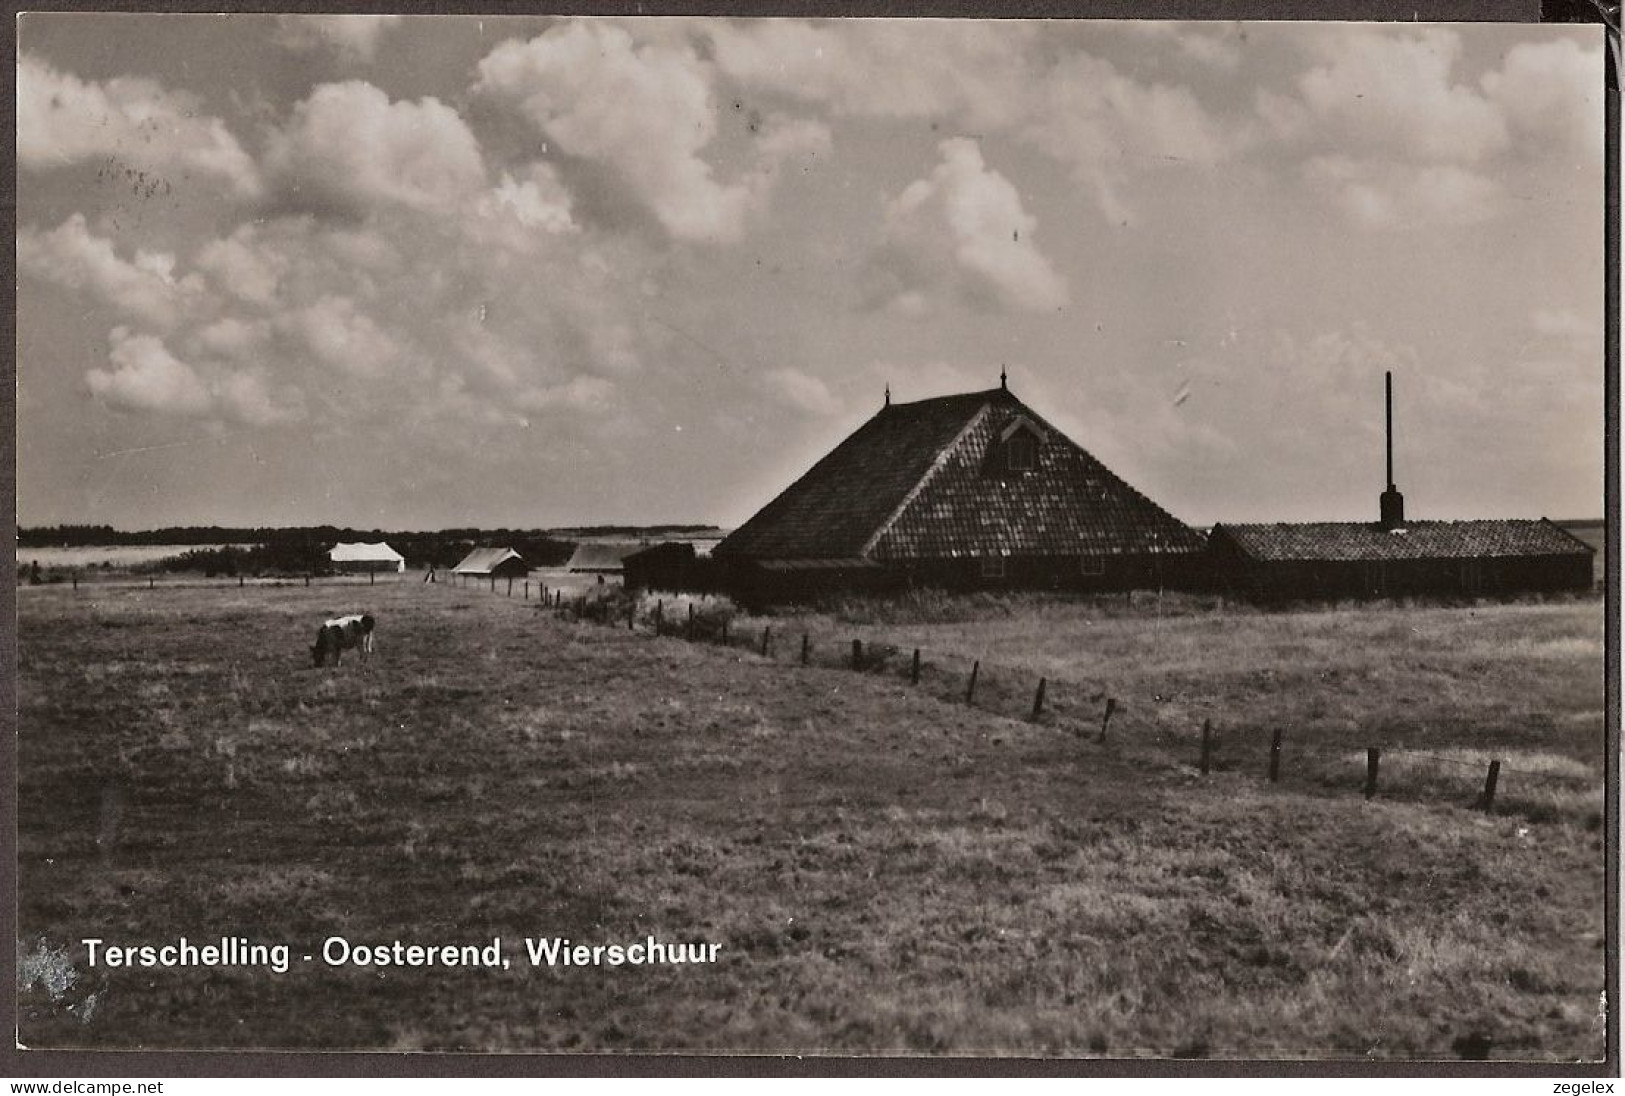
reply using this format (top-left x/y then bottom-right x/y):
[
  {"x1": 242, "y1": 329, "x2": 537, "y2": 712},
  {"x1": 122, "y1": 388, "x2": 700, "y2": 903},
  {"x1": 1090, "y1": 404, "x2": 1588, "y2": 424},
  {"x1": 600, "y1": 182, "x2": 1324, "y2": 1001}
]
[{"x1": 1206, "y1": 524, "x2": 1595, "y2": 602}]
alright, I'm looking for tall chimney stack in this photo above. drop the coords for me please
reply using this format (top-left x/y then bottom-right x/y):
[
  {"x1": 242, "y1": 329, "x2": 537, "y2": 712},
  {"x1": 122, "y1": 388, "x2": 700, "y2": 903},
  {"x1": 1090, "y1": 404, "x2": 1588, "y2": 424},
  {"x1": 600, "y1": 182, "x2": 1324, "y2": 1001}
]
[{"x1": 1379, "y1": 370, "x2": 1405, "y2": 529}]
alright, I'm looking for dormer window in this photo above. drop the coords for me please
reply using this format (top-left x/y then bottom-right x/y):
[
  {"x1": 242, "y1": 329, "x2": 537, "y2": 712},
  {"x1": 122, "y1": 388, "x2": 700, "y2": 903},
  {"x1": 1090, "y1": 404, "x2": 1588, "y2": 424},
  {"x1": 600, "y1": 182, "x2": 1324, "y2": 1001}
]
[
  {"x1": 999, "y1": 417, "x2": 1044, "y2": 473},
  {"x1": 1006, "y1": 434, "x2": 1036, "y2": 471}
]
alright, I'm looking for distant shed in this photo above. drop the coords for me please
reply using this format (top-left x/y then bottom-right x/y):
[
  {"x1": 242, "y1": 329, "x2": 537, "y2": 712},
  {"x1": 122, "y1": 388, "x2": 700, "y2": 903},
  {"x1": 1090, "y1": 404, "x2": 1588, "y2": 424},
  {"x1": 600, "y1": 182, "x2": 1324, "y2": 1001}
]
[
  {"x1": 623, "y1": 542, "x2": 721, "y2": 593},
  {"x1": 1207, "y1": 520, "x2": 1595, "y2": 601},
  {"x1": 329, "y1": 541, "x2": 405, "y2": 573},
  {"x1": 452, "y1": 547, "x2": 529, "y2": 579},
  {"x1": 566, "y1": 542, "x2": 644, "y2": 575}
]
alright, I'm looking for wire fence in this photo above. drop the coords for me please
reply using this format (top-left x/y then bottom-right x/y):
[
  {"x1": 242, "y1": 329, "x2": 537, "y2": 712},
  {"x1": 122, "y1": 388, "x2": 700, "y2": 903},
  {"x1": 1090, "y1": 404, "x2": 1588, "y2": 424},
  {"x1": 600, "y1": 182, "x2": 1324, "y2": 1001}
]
[{"x1": 445, "y1": 576, "x2": 1604, "y2": 825}]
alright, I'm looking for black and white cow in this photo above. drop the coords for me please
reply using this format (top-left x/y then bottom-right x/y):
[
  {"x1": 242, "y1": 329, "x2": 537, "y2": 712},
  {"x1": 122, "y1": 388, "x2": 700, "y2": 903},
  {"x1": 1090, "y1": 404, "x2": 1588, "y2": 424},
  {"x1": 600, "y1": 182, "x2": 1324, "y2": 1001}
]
[{"x1": 311, "y1": 613, "x2": 375, "y2": 667}]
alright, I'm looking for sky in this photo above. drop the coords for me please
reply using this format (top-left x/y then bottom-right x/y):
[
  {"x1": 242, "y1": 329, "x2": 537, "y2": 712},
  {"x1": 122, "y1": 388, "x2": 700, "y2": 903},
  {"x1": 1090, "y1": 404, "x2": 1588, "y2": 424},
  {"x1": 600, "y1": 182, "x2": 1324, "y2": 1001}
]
[{"x1": 15, "y1": 15, "x2": 1606, "y2": 531}]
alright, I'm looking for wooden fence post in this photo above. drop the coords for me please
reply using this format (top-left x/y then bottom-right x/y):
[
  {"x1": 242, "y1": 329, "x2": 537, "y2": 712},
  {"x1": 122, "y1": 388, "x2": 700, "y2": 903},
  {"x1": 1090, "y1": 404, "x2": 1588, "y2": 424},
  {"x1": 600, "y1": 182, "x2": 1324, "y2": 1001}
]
[
  {"x1": 966, "y1": 660, "x2": 980, "y2": 705},
  {"x1": 304, "y1": 574, "x2": 309, "y2": 587},
  {"x1": 490, "y1": 576, "x2": 496, "y2": 593},
  {"x1": 851, "y1": 639, "x2": 863, "y2": 670},
  {"x1": 1364, "y1": 748, "x2": 1381, "y2": 799},
  {"x1": 720, "y1": 620, "x2": 729, "y2": 646},
  {"x1": 1199, "y1": 719, "x2": 1213, "y2": 775},
  {"x1": 239, "y1": 575, "x2": 244, "y2": 588},
  {"x1": 1480, "y1": 760, "x2": 1501, "y2": 812},
  {"x1": 1031, "y1": 677, "x2": 1047, "y2": 720},
  {"x1": 1097, "y1": 698, "x2": 1117, "y2": 743},
  {"x1": 150, "y1": 576, "x2": 155, "y2": 589},
  {"x1": 72, "y1": 573, "x2": 79, "y2": 590},
  {"x1": 687, "y1": 602, "x2": 695, "y2": 640},
  {"x1": 524, "y1": 582, "x2": 529, "y2": 600},
  {"x1": 800, "y1": 634, "x2": 810, "y2": 666},
  {"x1": 655, "y1": 600, "x2": 664, "y2": 634},
  {"x1": 910, "y1": 648, "x2": 921, "y2": 685},
  {"x1": 369, "y1": 571, "x2": 375, "y2": 586},
  {"x1": 1268, "y1": 729, "x2": 1283, "y2": 783},
  {"x1": 760, "y1": 626, "x2": 771, "y2": 657},
  {"x1": 507, "y1": 577, "x2": 513, "y2": 597}
]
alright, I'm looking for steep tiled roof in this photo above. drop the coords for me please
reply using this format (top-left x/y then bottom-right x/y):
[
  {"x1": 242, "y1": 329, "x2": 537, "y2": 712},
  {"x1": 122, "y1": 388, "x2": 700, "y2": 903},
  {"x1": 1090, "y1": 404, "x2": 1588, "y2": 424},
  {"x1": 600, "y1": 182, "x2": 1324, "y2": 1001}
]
[
  {"x1": 717, "y1": 387, "x2": 1203, "y2": 561},
  {"x1": 1213, "y1": 520, "x2": 1593, "y2": 562},
  {"x1": 452, "y1": 547, "x2": 525, "y2": 574}
]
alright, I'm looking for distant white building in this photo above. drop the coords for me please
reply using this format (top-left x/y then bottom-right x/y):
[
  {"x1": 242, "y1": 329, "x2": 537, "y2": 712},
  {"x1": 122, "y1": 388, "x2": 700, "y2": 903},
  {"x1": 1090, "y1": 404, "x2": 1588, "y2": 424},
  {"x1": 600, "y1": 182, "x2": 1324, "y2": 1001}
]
[{"x1": 329, "y1": 542, "x2": 406, "y2": 573}]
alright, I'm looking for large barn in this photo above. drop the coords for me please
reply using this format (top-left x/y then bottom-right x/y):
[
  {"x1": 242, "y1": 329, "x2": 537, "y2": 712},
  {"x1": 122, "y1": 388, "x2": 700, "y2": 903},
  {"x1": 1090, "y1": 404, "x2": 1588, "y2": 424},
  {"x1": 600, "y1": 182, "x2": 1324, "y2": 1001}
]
[
  {"x1": 714, "y1": 378, "x2": 1205, "y2": 602},
  {"x1": 1205, "y1": 373, "x2": 1596, "y2": 601}
]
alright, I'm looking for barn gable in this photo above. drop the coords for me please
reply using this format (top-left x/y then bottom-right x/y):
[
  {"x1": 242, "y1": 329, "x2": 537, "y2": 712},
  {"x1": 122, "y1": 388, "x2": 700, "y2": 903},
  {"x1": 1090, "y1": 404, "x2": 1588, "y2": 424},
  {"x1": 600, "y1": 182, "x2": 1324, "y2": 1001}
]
[
  {"x1": 716, "y1": 385, "x2": 1203, "y2": 569},
  {"x1": 872, "y1": 395, "x2": 1204, "y2": 561}
]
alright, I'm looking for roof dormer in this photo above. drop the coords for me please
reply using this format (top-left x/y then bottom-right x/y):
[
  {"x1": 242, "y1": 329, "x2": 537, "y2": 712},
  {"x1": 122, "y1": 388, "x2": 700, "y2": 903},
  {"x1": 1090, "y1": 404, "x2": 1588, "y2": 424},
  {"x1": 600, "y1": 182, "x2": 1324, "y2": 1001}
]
[{"x1": 998, "y1": 416, "x2": 1045, "y2": 472}]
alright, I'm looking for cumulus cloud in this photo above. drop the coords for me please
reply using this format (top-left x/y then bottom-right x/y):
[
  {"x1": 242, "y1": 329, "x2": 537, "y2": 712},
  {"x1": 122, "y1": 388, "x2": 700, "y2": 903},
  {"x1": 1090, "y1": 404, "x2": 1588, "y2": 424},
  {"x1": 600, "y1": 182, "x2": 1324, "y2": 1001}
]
[
  {"x1": 87, "y1": 328, "x2": 215, "y2": 416},
  {"x1": 1303, "y1": 155, "x2": 1502, "y2": 229},
  {"x1": 286, "y1": 296, "x2": 401, "y2": 378},
  {"x1": 703, "y1": 19, "x2": 1040, "y2": 129},
  {"x1": 265, "y1": 81, "x2": 488, "y2": 216},
  {"x1": 869, "y1": 139, "x2": 1068, "y2": 315},
  {"x1": 17, "y1": 54, "x2": 262, "y2": 199},
  {"x1": 1482, "y1": 38, "x2": 1604, "y2": 158},
  {"x1": 478, "y1": 163, "x2": 577, "y2": 236},
  {"x1": 274, "y1": 15, "x2": 401, "y2": 63},
  {"x1": 1289, "y1": 29, "x2": 1508, "y2": 164},
  {"x1": 19, "y1": 214, "x2": 203, "y2": 331},
  {"x1": 1262, "y1": 29, "x2": 1601, "y2": 228},
  {"x1": 476, "y1": 22, "x2": 829, "y2": 243},
  {"x1": 195, "y1": 226, "x2": 286, "y2": 307}
]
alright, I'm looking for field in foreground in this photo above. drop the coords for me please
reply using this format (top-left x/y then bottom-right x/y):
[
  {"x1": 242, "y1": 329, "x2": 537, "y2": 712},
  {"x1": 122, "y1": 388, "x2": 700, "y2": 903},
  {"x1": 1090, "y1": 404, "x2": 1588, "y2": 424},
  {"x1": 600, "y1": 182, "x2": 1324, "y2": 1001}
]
[{"x1": 16, "y1": 582, "x2": 1609, "y2": 1058}]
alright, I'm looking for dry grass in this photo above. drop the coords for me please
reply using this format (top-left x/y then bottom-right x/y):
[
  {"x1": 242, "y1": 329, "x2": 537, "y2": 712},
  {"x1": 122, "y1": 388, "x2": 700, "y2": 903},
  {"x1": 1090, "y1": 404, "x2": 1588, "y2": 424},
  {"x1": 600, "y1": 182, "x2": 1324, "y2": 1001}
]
[{"x1": 15, "y1": 582, "x2": 1608, "y2": 1058}]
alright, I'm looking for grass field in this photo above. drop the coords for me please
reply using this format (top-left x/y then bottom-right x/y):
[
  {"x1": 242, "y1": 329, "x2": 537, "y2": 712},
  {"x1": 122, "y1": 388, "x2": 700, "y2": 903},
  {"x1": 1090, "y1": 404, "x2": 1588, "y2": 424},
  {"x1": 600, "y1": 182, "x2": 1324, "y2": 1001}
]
[{"x1": 16, "y1": 581, "x2": 1609, "y2": 1057}]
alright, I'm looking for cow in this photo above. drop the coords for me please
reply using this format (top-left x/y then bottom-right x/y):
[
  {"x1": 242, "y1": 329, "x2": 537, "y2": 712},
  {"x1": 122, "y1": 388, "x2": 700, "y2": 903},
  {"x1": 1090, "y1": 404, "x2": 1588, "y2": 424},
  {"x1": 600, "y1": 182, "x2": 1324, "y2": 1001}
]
[{"x1": 311, "y1": 613, "x2": 375, "y2": 667}]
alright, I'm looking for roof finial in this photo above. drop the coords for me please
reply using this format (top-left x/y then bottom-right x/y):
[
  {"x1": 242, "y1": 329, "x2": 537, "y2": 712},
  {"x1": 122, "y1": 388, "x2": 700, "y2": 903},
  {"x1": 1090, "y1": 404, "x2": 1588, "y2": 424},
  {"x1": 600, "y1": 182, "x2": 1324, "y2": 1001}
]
[
  {"x1": 1000, "y1": 365, "x2": 1008, "y2": 391},
  {"x1": 884, "y1": 383, "x2": 891, "y2": 408}
]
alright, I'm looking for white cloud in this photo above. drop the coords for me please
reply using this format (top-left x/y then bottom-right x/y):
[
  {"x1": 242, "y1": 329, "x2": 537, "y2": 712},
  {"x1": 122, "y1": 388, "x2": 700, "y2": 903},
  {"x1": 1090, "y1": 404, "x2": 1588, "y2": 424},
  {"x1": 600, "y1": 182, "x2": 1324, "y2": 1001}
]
[
  {"x1": 479, "y1": 164, "x2": 577, "y2": 236},
  {"x1": 1262, "y1": 28, "x2": 1601, "y2": 228},
  {"x1": 703, "y1": 19, "x2": 1040, "y2": 130},
  {"x1": 17, "y1": 54, "x2": 261, "y2": 199},
  {"x1": 870, "y1": 139, "x2": 1068, "y2": 315},
  {"x1": 1482, "y1": 38, "x2": 1603, "y2": 159},
  {"x1": 274, "y1": 15, "x2": 401, "y2": 63},
  {"x1": 18, "y1": 214, "x2": 203, "y2": 331},
  {"x1": 513, "y1": 376, "x2": 616, "y2": 414},
  {"x1": 87, "y1": 328, "x2": 214, "y2": 416},
  {"x1": 287, "y1": 296, "x2": 400, "y2": 378},
  {"x1": 1290, "y1": 29, "x2": 1508, "y2": 165},
  {"x1": 762, "y1": 367, "x2": 840, "y2": 416},
  {"x1": 216, "y1": 370, "x2": 298, "y2": 426},
  {"x1": 195, "y1": 226, "x2": 286, "y2": 307},
  {"x1": 265, "y1": 81, "x2": 488, "y2": 216},
  {"x1": 476, "y1": 22, "x2": 828, "y2": 243},
  {"x1": 1303, "y1": 155, "x2": 1502, "y2": 229},
  {"x1": 190, "y1": 316, "x2": 272, "y2": 361}
]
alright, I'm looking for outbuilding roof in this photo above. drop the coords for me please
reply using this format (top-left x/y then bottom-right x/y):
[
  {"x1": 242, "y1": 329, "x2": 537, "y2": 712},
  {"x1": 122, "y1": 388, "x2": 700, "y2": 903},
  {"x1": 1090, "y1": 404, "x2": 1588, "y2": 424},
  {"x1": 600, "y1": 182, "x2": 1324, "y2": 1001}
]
[
  {"x1": 452, "y1": 547, "x2": 526, "y2": 574},
  {"x1": 1211, "y1": 519, "x2": 1593, "y2": 563},
  {"x1": 566, "y1": 542, "x2": 644, "y2": 571},
  {"x1": 716, "y1": 386, "x2": 1204, "y2": 562}
]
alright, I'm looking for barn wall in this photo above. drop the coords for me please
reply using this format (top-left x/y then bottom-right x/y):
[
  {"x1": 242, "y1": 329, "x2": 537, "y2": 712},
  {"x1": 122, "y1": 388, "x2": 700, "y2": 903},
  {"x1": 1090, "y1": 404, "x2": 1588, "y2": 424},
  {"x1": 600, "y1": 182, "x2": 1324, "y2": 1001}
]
[
  {"x1": 718, "y1": 552, "x2": 1208, "y2": 606},
  {"x1": 1209, "y1": 548, "x2": 1594, "y2": 602}
]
